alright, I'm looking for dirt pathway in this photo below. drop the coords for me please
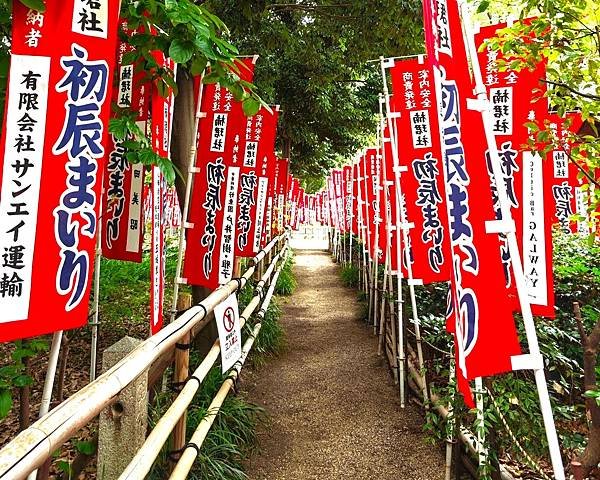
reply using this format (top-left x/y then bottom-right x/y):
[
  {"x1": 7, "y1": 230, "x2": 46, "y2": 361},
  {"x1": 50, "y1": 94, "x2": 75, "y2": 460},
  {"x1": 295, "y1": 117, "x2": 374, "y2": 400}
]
[{"x1": 245, "y1": 250, "x2": 445, "y2": 480}]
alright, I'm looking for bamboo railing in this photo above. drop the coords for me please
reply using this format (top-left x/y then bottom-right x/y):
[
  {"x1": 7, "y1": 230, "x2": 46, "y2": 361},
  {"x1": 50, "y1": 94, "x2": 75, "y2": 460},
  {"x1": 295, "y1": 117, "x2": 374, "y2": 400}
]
[{"x1": 0, "y1": 235, "x2": 288, "y2": 480}]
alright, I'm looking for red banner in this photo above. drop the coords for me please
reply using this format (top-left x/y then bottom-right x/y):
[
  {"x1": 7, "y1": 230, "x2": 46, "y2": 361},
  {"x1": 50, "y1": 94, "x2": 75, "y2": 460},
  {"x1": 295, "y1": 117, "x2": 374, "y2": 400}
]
[
  {"x1": 274, "y1": 158, "x2": 290, "y2": 236},
  {"x1": 184, "y1": 58, "x2": 256, "y2": 289},
  {"x1": 0, "y1": 1, "x2": 119, "y2": 341},
  {"x1": 389, "y1": 57, "x2": 451, "y2": 283},
  {"x1": 236, "y1": 106, "x2": 279, "y2": 256},
  {"x1": 101, "y1": 22, "x2": 148, "y2": 263},
  {"x1": 423, "y1": 0, "x2": 521, "y2": 381},
  {"x1": 149, "y1": 54, "x2": 175, "y2": 335},
  {"x1": 475, "y1": 22, "x2": 555, "y2": 318},
  {"x1": 548, "y1": 113, "x2": 586, "y2": 234}
]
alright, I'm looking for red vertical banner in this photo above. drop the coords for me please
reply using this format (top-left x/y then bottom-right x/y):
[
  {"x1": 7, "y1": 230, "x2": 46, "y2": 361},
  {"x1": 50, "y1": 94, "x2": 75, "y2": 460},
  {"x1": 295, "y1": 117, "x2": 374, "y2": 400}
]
[
  {"x1": 0, "y1": 0, "x2": 119, "y2": 341},
  {"x1": 261, "y1": 149, "x2": 278, "y2": 245},
  {"x1": 274, "y1": 158, "x2": 289, "y2": 236},
  {"x1": 365, "y1": 148, "x2": 382, "y2": 263},
  {"x1": 351, "y1": 163, "x2": 359, "y2": 235},
  {"x1": 237, "y1": 106, "x2": 279, "y2": 257},
  {"x1": 184, "y1": 57, "x2": 256, "y2": 289},
  {"x1": 423, "y1": 0, "x2": 521, "y2": 382},
  {"x1": 101, "y1": 22, "x2": 148, "y2": 263},
  {"x1": 149, "y1": 55, "x2": 175, "y2": 335},
  {"x1": 475, "y1": 22, "x2": 554, "y2": 317},
  {"x1": 382, "y1": 134, "x2": 400, "y2": 272},
  {"x1": 360, "y1": 153, "x2": 372, "y2": 257},
  {"x1": 547, "y1": 113, "x2": 585, "y2": 234},
  {"x1": 343, "y1": 165, "x2": 353, "y2": 234},
  {"x1": 389, "y1": 57, "x2": 451, "y2": 283}
]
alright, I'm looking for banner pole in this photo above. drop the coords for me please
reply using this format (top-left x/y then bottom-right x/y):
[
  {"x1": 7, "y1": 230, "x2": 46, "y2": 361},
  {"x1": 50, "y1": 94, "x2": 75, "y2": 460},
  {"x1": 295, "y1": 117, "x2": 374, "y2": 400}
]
[
  {"x1": 27, "y1": 330, "x2": 63, "y2": 480},
  {"x1": 475, "y1": 377, "x2": 489, "y2": 473},
  {"x1": 379, "y1": 61, "x2": 408, "y2": 407},
  {"x1": 89, "y1": 195, "x2": 103, "y2": 382},
  {"x1": 458, "y1": 2, "x2": 564, "y2": 477},
  {"x1": 445, "y1": 345, "x2": 456, "y2": 480},
  {"x1": 169, "y1": 73, "x2": 205, "y2": 324},
  {"x1": 380, "y1": 58, "x2": 430, "y2": 404}
]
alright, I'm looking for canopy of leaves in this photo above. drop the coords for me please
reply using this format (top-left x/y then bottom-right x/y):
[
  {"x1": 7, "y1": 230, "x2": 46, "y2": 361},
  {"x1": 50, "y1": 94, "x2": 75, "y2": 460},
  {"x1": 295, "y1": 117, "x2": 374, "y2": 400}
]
[
  {"x1": 207, "y1": 0, "x2": 424, "y2": 191},
  {"x1": 473, "y1": 0, "x2": 600, "y2": 212}
]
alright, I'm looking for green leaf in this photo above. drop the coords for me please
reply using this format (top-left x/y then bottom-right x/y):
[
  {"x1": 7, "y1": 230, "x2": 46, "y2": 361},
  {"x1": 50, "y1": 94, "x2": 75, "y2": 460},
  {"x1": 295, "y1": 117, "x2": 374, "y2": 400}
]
[
  {"x1": 0, "y1": 389, "x2": 12, "y2": 419},
  {"x1": 168, "y1": 39, "x2": 194, "y2": 64},
  {"x1": 18, "y1": 0, "x2": 46, "y2": 12},
  {"x1": 191, "y1": 57, "x2": 208, "y2": 76},
  {"x1": 477, "y1": 0, "x2": 490, "y2": 13},
  {"x1": 13, "y1": 375, "x2": 33, "y2": 388},
  {"x1": 242, "y1": 97, "x2": 260, "y2": 117},
  {"x1": 75, "y1": 440, "x2": 96, "y2": 456},
  {"x1": 202, "y1": 71, "x2": 220, "y2": 84}
]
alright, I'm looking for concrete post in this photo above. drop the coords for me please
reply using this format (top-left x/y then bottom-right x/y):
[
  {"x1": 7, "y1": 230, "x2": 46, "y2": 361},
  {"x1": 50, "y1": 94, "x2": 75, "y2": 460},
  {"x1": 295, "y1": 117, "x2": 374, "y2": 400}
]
[{"x1": 97, "y1": 336, "x2": 147, "y2": 479}]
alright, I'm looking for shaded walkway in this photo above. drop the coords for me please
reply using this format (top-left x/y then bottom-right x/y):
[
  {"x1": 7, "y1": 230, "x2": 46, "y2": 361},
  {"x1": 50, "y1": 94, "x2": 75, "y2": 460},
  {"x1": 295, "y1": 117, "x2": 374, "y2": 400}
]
[{"x1": 245, "y1": 250, "x2": 445, "y2": 480}]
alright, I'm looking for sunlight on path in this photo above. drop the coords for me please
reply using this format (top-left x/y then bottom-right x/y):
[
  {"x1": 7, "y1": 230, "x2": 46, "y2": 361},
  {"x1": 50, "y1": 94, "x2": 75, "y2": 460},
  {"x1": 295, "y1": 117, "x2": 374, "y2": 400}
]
[{"x1": 244, "y1": 250, "x2": 445, "y2": 480}]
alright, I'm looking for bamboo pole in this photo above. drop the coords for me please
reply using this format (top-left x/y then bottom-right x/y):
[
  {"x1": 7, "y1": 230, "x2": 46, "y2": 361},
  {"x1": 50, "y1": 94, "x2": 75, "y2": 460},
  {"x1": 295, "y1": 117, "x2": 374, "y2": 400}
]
[
  {"x1": 445, "y1": 346, "x2": 456, "y2": 480},
  {"x1": 0, "y1": 237, "x2": 282, "y2": 479},
  {"x1": 170, "y1": 293, "x2": 193, "y2": 455},
  {"x1": 458, "y1": 3, "x2": 564, "y2": 477},
  {"x1": 119, "y1": 252, "x2": 284, "y2": 480},
  {"x1": 169, "y1": 263, "x2": 283, "y2": 480},
  {"x1": 27, "y1": 331, "x2": 63, "y2": 480},
  {"x1": 404, "y1": 347, "x2": 516, "y2": 480},
  {"x1": 90, "y1": 199, "x2": 103, "y2": 382},
  {"x1": 378, "y1": 66, "x2": 406, "y2": 407},
  {"x1": 380, "y1": 58, "x2": 429, "y2": 404}
]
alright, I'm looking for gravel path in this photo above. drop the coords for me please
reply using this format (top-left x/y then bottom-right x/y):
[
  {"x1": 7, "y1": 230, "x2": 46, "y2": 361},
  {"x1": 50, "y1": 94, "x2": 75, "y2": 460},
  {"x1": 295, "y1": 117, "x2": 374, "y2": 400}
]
[{"x1": 245, "y1": 250, "x2": 445, "y2": 480}]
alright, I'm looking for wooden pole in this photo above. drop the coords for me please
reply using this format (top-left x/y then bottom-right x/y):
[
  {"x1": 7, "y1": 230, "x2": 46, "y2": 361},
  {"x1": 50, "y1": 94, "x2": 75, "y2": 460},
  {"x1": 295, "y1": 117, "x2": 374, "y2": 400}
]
[{"x1": 170, "y1": 293, "x2": 193, "y2": 455}]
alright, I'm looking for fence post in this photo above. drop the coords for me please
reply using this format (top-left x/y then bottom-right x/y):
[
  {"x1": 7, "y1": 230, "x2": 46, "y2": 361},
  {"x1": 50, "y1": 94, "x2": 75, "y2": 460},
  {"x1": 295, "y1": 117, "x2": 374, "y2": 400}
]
[
  {"x1": 171, "y1": 293, "x2": 194, "y2": 454},
  {"x1": 97, "y1": 336, "x2": 147, "y2": 479}
]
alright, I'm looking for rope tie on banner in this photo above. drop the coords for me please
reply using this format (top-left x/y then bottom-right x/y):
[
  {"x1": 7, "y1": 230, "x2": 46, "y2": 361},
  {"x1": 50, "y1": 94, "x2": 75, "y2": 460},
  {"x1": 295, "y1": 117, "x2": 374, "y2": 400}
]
[
  {"x1": 168, "y1": 442, "x2": 201, "y2": 462},
  {"x1": 485, "y1": 387, "x2": 553, "y2": 480},
  {"x1": 175, "y1": 342, "x2": 192, "y2": 351}
]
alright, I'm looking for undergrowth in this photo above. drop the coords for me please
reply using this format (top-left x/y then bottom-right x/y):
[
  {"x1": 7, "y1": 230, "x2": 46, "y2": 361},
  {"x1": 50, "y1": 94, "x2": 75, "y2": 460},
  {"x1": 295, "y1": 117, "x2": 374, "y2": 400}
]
[
  {"x1": 275, "y1": 253, "x2": 297, "y2": 296},
  {"x1": 147, "y1": 251, "x2": 294, "y2": 479},
  {"x1": 340, "y1": 263, "x2": 360, "y2": 288}
]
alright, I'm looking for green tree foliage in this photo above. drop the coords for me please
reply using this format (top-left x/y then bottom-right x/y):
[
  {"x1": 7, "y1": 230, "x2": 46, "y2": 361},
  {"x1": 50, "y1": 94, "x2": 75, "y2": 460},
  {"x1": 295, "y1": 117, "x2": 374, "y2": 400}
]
[
  {"x1": 207, "y1": 0, "x2": 424, "y2": 190},
  {"x1": 473, "y1": 0, "x2": 600, "y2": 210}
]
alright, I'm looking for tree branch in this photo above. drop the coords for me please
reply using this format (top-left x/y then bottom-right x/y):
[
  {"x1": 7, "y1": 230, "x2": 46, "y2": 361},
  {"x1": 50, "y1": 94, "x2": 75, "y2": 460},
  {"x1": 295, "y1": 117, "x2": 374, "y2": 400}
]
[{"x1": 542, "y1": 79, "x2": 600, "y2": 101}]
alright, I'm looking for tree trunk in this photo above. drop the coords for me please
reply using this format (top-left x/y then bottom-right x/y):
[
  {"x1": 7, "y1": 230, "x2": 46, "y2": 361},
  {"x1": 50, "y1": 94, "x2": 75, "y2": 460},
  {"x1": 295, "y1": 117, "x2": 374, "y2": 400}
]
[
  {"x1": 18, "y1": 355, "x2": 30, "y2": 431},
  {"x1": 170, "y1": 68, "x2": 217, "y2": 355},
  {"x1": 573, "y1": 302, "x2": 600, "y2": 475}
]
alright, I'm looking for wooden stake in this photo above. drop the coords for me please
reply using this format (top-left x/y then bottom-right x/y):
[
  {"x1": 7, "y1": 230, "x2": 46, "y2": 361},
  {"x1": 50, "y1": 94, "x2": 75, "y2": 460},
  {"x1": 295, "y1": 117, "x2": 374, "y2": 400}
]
[{"x1": 171, "y1": 293, "x2": 193, "y2": 455}]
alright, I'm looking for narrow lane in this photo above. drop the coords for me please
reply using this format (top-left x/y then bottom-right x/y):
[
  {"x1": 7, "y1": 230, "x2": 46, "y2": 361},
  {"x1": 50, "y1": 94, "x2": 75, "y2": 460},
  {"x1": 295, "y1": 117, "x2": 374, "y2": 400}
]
[{"x1": 245, "y1": 250, "x2": 445, "y2": 480}]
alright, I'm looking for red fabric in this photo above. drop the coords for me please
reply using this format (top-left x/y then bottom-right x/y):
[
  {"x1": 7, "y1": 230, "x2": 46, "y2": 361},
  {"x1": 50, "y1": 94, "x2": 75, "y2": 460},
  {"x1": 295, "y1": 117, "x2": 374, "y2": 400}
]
[
  {"x1": 0, "y1": 0, "x2": 120, "y2": 341},
  {"x1": 423, "y1": 0, "x2": 522, "y2": 382},
  {"x1": 184, "y1": 58, "x2": 256, "y2": 289},
  {"x1": 389, "y1": 57, "x2": 451, "y2": 284}
]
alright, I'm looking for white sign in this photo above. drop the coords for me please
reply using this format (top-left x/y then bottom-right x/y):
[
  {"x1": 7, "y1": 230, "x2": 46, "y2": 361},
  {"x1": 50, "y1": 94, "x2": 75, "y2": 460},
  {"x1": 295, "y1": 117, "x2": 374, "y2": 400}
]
[
  {"x1": 522, "y1": 151, "x2": 547, "y2": 306},
  {"x1": 215, "y1": 293, "x2": 242, "y2": 373}
]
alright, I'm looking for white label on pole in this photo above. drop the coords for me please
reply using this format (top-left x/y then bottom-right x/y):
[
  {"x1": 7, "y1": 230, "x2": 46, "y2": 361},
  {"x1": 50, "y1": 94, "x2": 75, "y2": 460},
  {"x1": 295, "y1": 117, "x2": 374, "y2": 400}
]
[
  {"x1": 0, "y1": 55, "x2": 50, "y2": 323},
  {"x1": 552, "y1": 150, "x2": 568, "y2": 179},
  {"x1": 522, "y1": 151, "x2": 547, "y2": 306},
  {"x1": 215, "y1": 293, "x2": 242, "y2": 373},
  {"x1": 410, "y1": 110, "x2": 432, "y2": 149},
  {"x1": 218, "y1": 166, "x2": 239, "y2": 285},
  {"x1": 125, "y1": 161, "x2": 144, "y2": 252},
  {"x1": 490, "y1": 87, "x2": 513, "y2": 136},
  {"x1": 253, "y1": 177, "x2": 269, "y2": 252},
  {"x1": 210, "y1": 113, "x2": 228, "y2": 152},
  {"x1": 575, "y1": 186, "x2": 589, "y2": 235},
  {"x1": 72, "y1": 0, "x2": 109, "y2": 38}
]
